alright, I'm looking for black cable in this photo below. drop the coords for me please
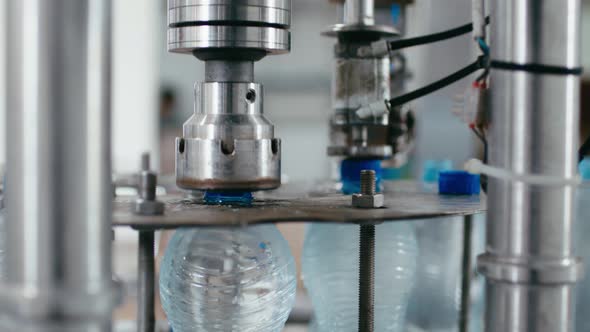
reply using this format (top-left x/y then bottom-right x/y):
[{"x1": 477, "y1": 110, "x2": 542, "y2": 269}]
[
  {"x1": 388, "y1": 56, "x2": 487, "y2": 108},
  {"x1": 491, "y1": 60, "x2": 583, "y2": 76},
  {"x1": 579, "y1": 135, "x2": 590, "y2": 163},
  {"x1": 387, "y1": 16, "x2": 490, "y2": 52}
]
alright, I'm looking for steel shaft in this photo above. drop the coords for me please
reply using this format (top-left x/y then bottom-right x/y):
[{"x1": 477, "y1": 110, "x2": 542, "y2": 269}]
[
  {"x1": 3, "y1": 0, "x2": 116, "y2": 330},
  {"x1": 478, "y1": 1, "x2": 583, "y2": 331}
]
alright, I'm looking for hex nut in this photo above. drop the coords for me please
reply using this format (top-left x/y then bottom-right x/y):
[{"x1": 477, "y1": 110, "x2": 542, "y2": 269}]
[
  {"x1": 134, "y1": 199, "x2": 165, "y2": 216},
  {"x1": 352, "y1": 193, "x2": 384, "y2": 209}
]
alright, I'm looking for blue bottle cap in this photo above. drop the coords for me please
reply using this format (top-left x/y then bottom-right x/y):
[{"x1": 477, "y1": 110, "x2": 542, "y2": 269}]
[
  {"x1": 340, "y1": 159, "x2": 382, "y2": 195},
  {"x1": 204, "y1": 191, "x2": 253, "y2": 206},
  {"x1": 580, "y1": 157, "x2": 590, "y2": 181},
  {"x1": 438, "y1": 171, "x2": 481, "y2": 195}
]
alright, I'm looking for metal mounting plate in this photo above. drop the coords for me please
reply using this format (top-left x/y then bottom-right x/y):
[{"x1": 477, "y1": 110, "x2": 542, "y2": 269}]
[{"x1": 113, "y1": 181, "x2": 486, "y2": 229}]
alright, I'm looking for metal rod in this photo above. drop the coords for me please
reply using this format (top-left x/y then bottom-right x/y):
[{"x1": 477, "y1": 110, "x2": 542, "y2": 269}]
[
  {"x1": 3, "y1": 0, "x2": 115, "y2": 330},
  {"x1": 478, "y1": 1, "x2": 583, "y2": 331},
  {"x1": 358, "y1": 224, "x2": 375, "y2": 332},
  {"x1": 459, "y1": 215, "x2": 474, "y2": 332},
  {"x1": 138, "y1": 230, "x2": 156, "y2": 332}
]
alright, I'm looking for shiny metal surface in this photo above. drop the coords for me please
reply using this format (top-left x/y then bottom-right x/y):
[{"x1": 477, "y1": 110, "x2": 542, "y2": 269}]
[
  {"x1": 168, "y1": 25, "x2": 290, "y2": 54},
  {"x1": 168, "y1": 0, "x2": 289, "y2": 192},
  {"x1": 3, "y1": 0, "x2": 117, "y2": 330},
  {"x1": 177, "y1": 82, "x2": 281, "y2": 190},
  {"x1": 478, "y1": 1, "x2": 583, "y2": 331},
  {"x1": 345, "y1": 0, "x2": 374, "y2": 25},
  {"x1": 113, "y1": 181, "x2": 486, "y2": 228},
  {"x1": 169, "y1": 0, "x2": 291, "y2": 28}
]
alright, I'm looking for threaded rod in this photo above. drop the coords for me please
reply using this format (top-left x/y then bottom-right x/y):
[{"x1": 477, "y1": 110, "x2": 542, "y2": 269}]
[
  {"x1": 360, "y1": 170, "x2": 376, "y2": 195},
  {"x1": 358, "y1": 224, "x2": 376, "y2": 332}
]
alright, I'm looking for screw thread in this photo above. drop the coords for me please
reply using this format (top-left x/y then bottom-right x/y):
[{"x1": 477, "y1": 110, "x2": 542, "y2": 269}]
[
  {"x1": 359, "y1": 224, "x2": 376, "y2": 332},
  {"x1": 360, "y1": 170, "x2": 376, "y2": 195}
]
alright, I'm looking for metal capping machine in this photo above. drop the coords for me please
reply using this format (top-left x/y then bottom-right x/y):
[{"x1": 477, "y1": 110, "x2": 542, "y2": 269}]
[{"x1": 1, "y1": 0, "x2": 584, "y2": 332}]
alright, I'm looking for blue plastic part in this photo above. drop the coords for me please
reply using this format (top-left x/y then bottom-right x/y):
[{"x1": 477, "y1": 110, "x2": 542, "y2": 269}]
[
  {"x1": 580, "y1": 157, "x2": 590, "y2": 181},
  {"x1": 204, "y1": 191, "x2": 254, "y2": 206},
  {"x1": 340, "y1": 159, "x2": 382, "y2": 195},
  {"x1": 438, "y1": 171, "x2": 481, "y2": 196}
]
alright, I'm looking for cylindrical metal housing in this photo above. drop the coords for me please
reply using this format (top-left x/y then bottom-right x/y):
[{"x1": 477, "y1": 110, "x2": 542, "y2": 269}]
[
  {"x1": 345, "y1": 0, "x2": 374, "y2": 26},
  {"x1": 170, "y1": 0, "x2": 289, "y2": 191},
  {"x1": 167, "y1": 0, "x2": 291, "y2": 55},
  {"x1": 177, "y1": 83, "x2": 281, "y2": 191},
  {"x1": 328, "y1": 46, "x2": 393, "y2": 159},
  {"x1": 168, "y1": 0, "x2": 291, "y2": 28},
  {"x1": 478, "y1": 1, "x2": 583, "y2": 331},
  {"x1": 3, "y1": 0, "x2": 117, "y2": 330},
  {"x1": 167, "y1": 25, "x2": 290, "y2": 55}
]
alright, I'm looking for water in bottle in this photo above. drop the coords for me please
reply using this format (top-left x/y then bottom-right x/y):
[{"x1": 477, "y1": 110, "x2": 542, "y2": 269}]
[{"x1": 160, "y1": 224, "x2": 297, "y2": 332}]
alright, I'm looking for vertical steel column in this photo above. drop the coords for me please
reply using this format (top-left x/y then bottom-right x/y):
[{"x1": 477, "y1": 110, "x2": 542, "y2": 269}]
[
  {"x1": 459, "y1": 215, "x2": 473, "y2": 332},
  {"x1": 477, "y1": 1, "x2": 583, "y2": 331},
  {"x1": 4, "y1": 0, "x2": 116, "y2": 331},
  {"x1": 137, "y1": 231, "x2": 155, "y2": 332}
]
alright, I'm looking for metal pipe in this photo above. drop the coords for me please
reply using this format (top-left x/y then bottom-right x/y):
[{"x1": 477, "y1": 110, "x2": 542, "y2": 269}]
[
  {"x1": 137, "y1": 231, "x2": 155, "y2": 332},
  {"x1": 459, "y1": 215, "x2": 473, "y2": 332},
  {"x1": 3, "y1": 0, "x2": 116, "y2": 330},
  {"x1": 344, "y1": 0, "x2": 374, "y2": 26},
  {"x1": 478, "y1": 1, "x2": 582, "y2": 331}
]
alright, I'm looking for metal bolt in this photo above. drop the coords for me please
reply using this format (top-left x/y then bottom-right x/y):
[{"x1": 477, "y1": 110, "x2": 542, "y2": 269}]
[
  {"x1": 354, "y1": 169, "x2": 379, "y2": 332},
  {"x1": 360, "y1": 170, "x2": 376, "y2": 195},
  {"x1": 352, "y1": 170, "x2": 384, "y2": 209},
  {"x1": 134, "y1": 153, "x2": 165, "y2": 216}
]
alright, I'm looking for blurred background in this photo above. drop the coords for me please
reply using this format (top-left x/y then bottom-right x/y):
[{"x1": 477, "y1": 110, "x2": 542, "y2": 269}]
[{"x1": 1, "y1": 0, "x2": 589, "y2": 330}]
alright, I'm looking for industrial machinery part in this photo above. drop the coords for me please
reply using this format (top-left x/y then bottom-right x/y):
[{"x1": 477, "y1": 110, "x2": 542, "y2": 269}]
[
  {"x1": 477, "y1": 1, "x2": 583, "y2": 331},
  {"x1": 354, "y1": 170, "x2": 380, "y2": 332},
  {"x1": 113, "y1": 180, "x2": 485, "y2": 228},
  {"x1": 134, "y1": 153, "x2": 165, "y2": 216},
  {"x1": 132, "y1": 153, "x2": 162, "y2": 332},
  {"x1": 170, "y1": 0, "x2": 291, "y2": 191},
  {"x1": 2, "y1": 0, "x2": 118, "y2": 331},
  {"x1": 352, "y1": 170, "x2": 384, "y2": 208},
  {"x1": 325, "y1": 0, "x2": 414, "y2": 160}
]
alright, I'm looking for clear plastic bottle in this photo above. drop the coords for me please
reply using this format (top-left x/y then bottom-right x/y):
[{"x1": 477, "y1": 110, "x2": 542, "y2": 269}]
[
  {"x1": 160, "y1": 225, "x2": 297, "y2": 332},
  {"x1": 407, "y1": 160, "x2": 485, "y2": 332},
  {"x1": 302, "y1": 222, "x2": 418, "y2": 332},
  {"x1": 407, "y1": 218, "x2": 463, "y2": 332},
  {"x1": 576, "y1": 157, "x2": 590, "y2": 332}
]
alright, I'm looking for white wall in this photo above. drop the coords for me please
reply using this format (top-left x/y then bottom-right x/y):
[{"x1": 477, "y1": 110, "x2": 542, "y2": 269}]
[
  {"x1": 112, "y1": 0, "x2": 161, "y2": 173},
  {"x1": 0, "y1": 3, "x2": 5, "y2": 170}
]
